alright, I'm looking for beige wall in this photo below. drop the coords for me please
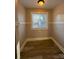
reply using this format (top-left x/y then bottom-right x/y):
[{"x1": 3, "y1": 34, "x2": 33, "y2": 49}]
[
  {"x1": 25, "y1": 8, "x2": 52, "y2": 38},
  {"x1": 15, "y1": 2, "x2": 26, "y2": 46},
  {"x1": 51, "y1": 3, "x2": 64, "y2": 47},
  {"x1": 16, "y1": 3, "x2": 64, "y2": 48}
]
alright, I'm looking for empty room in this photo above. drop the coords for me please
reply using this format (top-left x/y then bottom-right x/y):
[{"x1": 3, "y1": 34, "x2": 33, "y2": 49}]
[{"x1": 15, "y1": 0, "x2": 64, "y2": 59}]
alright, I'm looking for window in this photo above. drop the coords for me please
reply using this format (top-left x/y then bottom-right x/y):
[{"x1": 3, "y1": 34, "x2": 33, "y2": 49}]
[{"x1": 32, "y1": 12, "x2": 48, "y2": 30}]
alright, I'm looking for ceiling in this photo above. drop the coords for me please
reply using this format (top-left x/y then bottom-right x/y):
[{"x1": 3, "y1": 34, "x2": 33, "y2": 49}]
[{"x1": 20, "y1": 0, "x2": 64, "y2": 9}]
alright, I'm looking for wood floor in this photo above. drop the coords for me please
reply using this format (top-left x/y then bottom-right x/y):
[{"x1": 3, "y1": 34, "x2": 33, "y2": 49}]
[{"x1": 21, "y1": 39, "x2": 64, "y2": 59}]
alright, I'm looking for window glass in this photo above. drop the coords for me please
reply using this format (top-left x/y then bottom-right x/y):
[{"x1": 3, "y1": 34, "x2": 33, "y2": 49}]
[{"x1": 32, "y1": 13, "x2": 48, "y2": 30}]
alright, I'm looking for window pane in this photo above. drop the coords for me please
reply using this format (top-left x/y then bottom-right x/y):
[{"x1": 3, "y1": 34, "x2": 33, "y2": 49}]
[{"x1": 32, "y1": 13, "x2": 48, "y2": 29}]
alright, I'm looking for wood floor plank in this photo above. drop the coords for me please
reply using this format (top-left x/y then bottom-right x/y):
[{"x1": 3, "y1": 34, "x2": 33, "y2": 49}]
[{"x1": 21, "y1": 39, "x2": 64, "y2": 59}]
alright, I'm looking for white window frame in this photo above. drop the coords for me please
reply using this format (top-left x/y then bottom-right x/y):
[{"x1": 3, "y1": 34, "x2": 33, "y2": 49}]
[{"x1": 31, "y1": 12, "x2": 48, "y2": 30}]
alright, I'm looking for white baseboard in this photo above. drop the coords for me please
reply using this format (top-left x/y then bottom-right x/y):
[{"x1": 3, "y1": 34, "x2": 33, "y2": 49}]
[
  {"x1": 49, "y1": 37, "x2": 64, "y2": 53},
  {"x1": 20, "y1": 39, "x2": 28, "y2": 52},
  {"x1": 20, "y1": 37, "x2": 64, "y2": 53},
  {"x1": 17, "y1": 41, "x2": 20, "y2": 59},
  {"x1": 20, "y1": 37, "x2": 50, "y2": 52}
]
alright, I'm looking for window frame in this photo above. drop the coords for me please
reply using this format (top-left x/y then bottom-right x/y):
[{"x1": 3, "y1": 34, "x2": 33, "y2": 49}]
[{"x1": 31, "y1": 12, "x2": 48, "y2": 30}]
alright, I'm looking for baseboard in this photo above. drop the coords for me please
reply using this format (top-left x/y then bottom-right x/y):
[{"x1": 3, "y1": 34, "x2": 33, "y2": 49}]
[
  {"x1": 17, "y1": 41, "x2": 20, "y2": 59},
  {"x1": 20, "y1": 39, "x2": 28, "y2": 52},
  {"x1": 20, "y1": 37, "x2": 64, "y2": 53},
  {"x1": 26, "y1": 37, "x2": 50, "y2": 41},
  {"x1": 49, "y1": 37, "x2": 64, "y2": 53},
  {"x1": 20, "y1": 37, "x2": 50, "y2": 52}
]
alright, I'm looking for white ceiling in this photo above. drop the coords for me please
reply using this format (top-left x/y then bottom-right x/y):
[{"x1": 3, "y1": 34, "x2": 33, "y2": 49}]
[{"x1": 20, "y1": 0, "x2": 64, "y2": 9}]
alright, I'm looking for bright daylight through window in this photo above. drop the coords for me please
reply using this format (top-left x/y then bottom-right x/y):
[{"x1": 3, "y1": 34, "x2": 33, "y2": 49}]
[{"x1": 32, "y1": 13, "x2": 48, "y2": 30}]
